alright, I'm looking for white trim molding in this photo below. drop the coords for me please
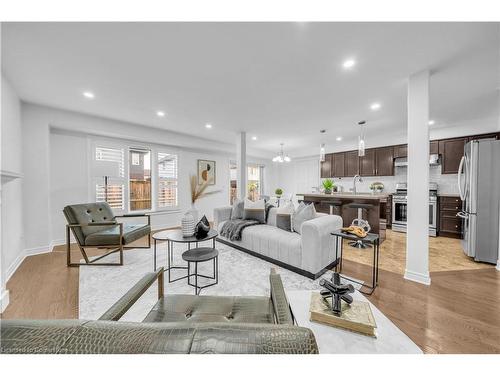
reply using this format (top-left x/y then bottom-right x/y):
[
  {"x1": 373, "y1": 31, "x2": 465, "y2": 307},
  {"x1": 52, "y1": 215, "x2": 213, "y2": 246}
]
[
  {"x1": 0, "y1": 289, "x2": 10, "y2": 313},
  {"x1": 404, "y1": 269, "x2": 431, "y2": 285}
]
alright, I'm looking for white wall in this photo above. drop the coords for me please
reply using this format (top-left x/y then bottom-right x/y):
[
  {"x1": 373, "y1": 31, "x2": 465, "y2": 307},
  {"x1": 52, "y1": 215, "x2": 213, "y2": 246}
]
[
  {"x1": 22, "y1": 103, "x2": 276, "y2": 247},
  {"x1": 1, "y1": 74, "x2": 23, "y2": 311}
]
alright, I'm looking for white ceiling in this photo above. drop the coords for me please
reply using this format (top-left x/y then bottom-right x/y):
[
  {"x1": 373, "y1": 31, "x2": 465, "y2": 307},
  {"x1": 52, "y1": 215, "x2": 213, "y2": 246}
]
[{"x1": 2, "y1": 22, "x2": 499, "y2": 157}]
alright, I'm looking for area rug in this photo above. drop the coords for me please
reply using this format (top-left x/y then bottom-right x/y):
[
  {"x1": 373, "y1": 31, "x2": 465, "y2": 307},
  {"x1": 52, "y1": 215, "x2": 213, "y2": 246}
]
[{"x1": 79, "y1": 241, "x2": 360, "y2": 322}]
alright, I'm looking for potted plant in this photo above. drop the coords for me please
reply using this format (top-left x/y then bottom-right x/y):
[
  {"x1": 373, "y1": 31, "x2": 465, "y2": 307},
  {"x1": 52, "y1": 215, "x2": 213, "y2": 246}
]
[
  {"x1": 275, "y1": 188, "x2": 283, "y2": 198},
  {"x1": 322, "y1": 179, "x2": 335, "y2": 194}
]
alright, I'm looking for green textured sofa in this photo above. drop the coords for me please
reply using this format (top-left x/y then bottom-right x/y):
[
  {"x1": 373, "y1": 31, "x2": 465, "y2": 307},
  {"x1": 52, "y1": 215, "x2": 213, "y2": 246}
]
[
  {"x1": 0, "y1": 269, "x2": 318, "y2": 354},
  {"x1": 63, "y1": 202, "x2": 151, "y2": 266}
]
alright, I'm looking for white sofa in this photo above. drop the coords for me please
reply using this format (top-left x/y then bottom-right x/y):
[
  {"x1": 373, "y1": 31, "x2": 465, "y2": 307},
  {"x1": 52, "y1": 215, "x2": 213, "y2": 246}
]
[{"x1": 214, "y1": 206, "x2": 343, "y2": 279}]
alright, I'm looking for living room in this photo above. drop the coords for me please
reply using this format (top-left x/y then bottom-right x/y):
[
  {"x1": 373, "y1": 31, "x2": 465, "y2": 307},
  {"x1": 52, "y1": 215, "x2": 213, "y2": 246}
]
[{"x1": 1, "y1": 1, "x2": 500, "y2": 370}]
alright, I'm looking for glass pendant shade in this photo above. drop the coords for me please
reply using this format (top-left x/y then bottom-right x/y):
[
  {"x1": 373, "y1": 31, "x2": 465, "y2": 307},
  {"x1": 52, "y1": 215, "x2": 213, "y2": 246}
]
[
  {"x1": 319, "y1": 143, "x2": 326, "y2": 162},
  {"x1": 358, "y1": 137, "x2": 365, "y2": 157}
]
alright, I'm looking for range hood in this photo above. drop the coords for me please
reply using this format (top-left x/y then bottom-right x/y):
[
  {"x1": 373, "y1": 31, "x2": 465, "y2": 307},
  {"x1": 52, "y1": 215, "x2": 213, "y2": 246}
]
[{"x1": 394, "y1": 154, "x2": 440, "y2": 167}]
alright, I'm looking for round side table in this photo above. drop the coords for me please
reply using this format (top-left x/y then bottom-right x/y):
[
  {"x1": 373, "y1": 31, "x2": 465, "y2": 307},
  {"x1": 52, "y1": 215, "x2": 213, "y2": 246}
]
[
  {"x1": 152, "y1": 229, "x2": 218, "y2": 282},
  {"x1": 182, "y1": 247, "x2": 219, "y2": 295}
]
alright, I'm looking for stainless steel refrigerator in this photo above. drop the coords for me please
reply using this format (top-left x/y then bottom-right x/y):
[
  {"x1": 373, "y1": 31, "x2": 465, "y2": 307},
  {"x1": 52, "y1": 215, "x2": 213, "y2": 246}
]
[{"x1": 457, "y1": 139, "x2": 500, "y2": 264}]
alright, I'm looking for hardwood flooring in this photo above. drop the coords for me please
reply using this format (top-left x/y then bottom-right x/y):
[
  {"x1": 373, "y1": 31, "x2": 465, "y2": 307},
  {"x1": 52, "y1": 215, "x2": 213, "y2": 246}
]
[
  {"x1": 343, "y1": 229, "x2": 494, "y2": 274},
  {"x1": 2, "y1": 231, "x2": 499, "y2": 353}
]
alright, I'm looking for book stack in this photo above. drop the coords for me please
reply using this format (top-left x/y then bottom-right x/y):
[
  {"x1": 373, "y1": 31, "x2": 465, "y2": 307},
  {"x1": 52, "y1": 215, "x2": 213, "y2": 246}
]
[{"x1": 309, "y1": 292, "x2": 377, "y2": 337}]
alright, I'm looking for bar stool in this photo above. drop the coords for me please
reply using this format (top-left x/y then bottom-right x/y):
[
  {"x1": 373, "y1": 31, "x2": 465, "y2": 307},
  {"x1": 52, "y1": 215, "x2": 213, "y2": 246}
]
[
  {"x1": 347, "y1": 202, "x2": 373, "y2": 249},
  {"x1": 321, "y1": 200, "x2": 343, "y2": 216}
]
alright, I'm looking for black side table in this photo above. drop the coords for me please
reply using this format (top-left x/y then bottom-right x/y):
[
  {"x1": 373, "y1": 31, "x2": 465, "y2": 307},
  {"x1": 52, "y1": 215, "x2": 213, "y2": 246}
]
[
  {"x1": 182, "y1": 247, "x2": 219, "y2": 295},
  {"x1": 331, "y1": 229, "x2": 380, "y2": 295},
  {"x1": 152, "y1": 229, "x2": 218, "y2": 282}
]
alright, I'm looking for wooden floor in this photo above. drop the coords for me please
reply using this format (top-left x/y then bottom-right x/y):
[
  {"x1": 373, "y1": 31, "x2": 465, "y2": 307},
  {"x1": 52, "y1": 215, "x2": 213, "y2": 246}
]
[
  {"x1": 343, "y1": 229, "x2": 494, "y2": 274},
  {"x1": 2, "y1": 232, "x2": 500, "y2": 353}
]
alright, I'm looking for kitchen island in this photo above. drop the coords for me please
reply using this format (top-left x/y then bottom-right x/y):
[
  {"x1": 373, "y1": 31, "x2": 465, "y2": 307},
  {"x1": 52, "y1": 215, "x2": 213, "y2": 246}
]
[{"x1": 297, "y1": 192, "x2": 390, "y2": 241}]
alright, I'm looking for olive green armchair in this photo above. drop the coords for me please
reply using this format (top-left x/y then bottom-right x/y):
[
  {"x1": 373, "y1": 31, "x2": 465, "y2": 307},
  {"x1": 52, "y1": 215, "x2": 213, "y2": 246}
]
[{"x1": 63, "y1": 202, "x2": 151, "y2": 267}]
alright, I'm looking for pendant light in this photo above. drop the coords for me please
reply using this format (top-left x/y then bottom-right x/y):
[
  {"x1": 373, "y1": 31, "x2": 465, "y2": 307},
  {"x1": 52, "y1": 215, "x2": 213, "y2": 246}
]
[
  {"x1": 358, "y1": 121, "x2": 366, "y2": 157},
  {"x1": 319, "y1": 130, "x2": 326, "y2": 162},
  {"x1": 272, "y1": 143, "x2": 291, "y2": 163}
]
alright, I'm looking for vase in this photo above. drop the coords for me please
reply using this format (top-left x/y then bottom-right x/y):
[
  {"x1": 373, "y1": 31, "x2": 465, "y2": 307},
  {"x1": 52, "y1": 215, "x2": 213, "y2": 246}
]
[
  {"x1": 181, "y1": 211, "x2": 196, "y2": 237},
  {"x1": 187, "y1": 203, "x2": 199, "y2": 223}
]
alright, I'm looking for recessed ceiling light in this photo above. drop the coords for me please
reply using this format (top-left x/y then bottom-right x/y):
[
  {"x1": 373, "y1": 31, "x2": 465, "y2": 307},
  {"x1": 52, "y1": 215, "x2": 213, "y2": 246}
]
[
  {"x1": 428, "y1": 120, "x2": 435, "y2": 125},
  {"x1": 370, "y1": 102, "x2": 381, "y2": 111},
  {"x1": 336, "y1": 136, "x2": 343, "y2": 141},
  {"x1": 251, "y1": 136, "x2": 258, "y2": 141},
  {"x1": 156, "y1": 111, "x2": 166, "y2": 117},
  {"x1": 342, "y1": 59, "x2": 356, "y2": 69},
  {"x1": 205, "y1": 123, "x2": 212, "y2": 129},
  {"x1": 82, "y1": 91, "x2": 95, "y2": 99}
]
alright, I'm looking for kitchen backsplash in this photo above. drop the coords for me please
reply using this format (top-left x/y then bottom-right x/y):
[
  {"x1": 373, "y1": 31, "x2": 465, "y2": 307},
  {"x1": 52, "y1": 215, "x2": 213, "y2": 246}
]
[{"x1": 326, "y1": 165, "x2": 459, "y2": 195}]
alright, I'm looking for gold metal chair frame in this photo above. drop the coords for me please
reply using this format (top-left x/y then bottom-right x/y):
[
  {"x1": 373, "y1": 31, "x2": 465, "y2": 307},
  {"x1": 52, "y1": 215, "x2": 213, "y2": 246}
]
[{"x1": 66, "y1": 214, "x2": 151, "y2": 267}]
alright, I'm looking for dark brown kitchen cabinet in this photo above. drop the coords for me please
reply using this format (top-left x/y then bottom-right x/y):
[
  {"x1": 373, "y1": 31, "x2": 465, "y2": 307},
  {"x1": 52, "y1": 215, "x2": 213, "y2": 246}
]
[
  {"x1": 320, "y1": 153, "x2": 332, "y2": 178},
  {"x1": 393, "y1": 144, "x2": 407, "y2": 158},
  {"x1": 430, "y1": 140, "x2": 439, "y2": 154},
  {"x1": 439, "y1": 137, "x2": 468, "y2": 174},
  {"x1": 375, "y1": 147, "x2": 394, "y2": 176},
  {"x1": 332, "y1": 152, "x2": 345, "y2": 177},
  {"x1": 439, "y1": 196, "x2": 463, "y2": 238},
  {"x1": 359, "y1": 149, "x2": 376, "y2": 176},
  {"x1": 345, "y1": 151, "x2": 359, "y2": 177}
]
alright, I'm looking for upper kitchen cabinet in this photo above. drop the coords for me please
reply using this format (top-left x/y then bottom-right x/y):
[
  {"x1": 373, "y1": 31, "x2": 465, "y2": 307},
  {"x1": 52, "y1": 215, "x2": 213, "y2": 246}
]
[
  {"x1": 320, "y1": 153, "x2": 333, "y2": 178},
  {"x1": 375, "y1": 147, "x2": 394, "y2": 176},
  {"x1": 332, "y1": 152, "x2": 345, "y2": 177},
  {"x1": 430, "y1": 140, "x2": 439, "y2": 154},
  {"x1": 345, "y1": 151, "x2": 360, "y2": 177},
  {"x1": 393, "y1": 144, "x2": 407, "y2": 158},
  {"x1": 359, "y1": 149, "x2": 376, "y2": 176},
  {"x1": 439, "y1": 137, "x2": 468, "y2": 174}
]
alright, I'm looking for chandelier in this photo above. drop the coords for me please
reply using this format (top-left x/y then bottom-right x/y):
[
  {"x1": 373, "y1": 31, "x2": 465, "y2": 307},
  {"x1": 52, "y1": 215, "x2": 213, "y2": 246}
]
[{"x1": 272, "y1": 143, "x2": 291, "y2": 163}]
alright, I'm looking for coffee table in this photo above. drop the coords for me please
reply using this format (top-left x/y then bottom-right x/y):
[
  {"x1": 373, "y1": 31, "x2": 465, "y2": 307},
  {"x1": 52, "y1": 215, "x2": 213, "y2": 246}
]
[
  {"x1": 152, "y1": 229, "x2": 218, "y2": 282},
  {"x1": 286, "y1": 290, "x2": 422, "y2": 354},
  {"x1": 182, "y1": 247, "x2": 219, "y2": 295}
]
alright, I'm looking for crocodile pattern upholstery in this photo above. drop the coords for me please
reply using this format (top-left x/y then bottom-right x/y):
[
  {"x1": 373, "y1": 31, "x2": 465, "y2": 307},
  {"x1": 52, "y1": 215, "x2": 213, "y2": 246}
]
[
  {"x1": 269, "y1": 269, "x2": 294, "y2": 325},
  {"x1": 99, "y1": 269, "x2": 163, "y2": 321},
  {"x1": 0, "y1": 320, "x2": 318, "y2": 354},
  {"x1": 143, "y1": 295, "x2": 274, "y2": 324}
]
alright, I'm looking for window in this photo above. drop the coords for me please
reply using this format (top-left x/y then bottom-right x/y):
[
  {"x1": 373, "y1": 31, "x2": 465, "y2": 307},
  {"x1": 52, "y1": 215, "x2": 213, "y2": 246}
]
[
  {"x1": 129, "y1": 148, "x2": 151, "y2": 211},
  {"x1": 157, "y1": 152, "x2": 178, "y2": 208},
  {"x1": 247, "y1": 165, "x2": 261, "y2": 201},
  {"x1": 94, "y1": 146, "x2": 125, "y2": 210},
  {"x1": 92, "y1": 142, "x2": 178, "y2": 213}
]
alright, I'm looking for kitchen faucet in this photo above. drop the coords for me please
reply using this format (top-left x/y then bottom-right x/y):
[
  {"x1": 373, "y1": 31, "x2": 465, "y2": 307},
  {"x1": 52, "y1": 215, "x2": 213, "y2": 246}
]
[{"x1": 351, "y1": 174, "x2": 362, "y2": 194}]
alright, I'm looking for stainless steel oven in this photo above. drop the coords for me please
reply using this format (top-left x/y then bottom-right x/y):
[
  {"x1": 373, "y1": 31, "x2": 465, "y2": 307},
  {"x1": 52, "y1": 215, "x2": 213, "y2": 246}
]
[{"x1": 392, "y1": 182, "x2": 438, "y2": 236}]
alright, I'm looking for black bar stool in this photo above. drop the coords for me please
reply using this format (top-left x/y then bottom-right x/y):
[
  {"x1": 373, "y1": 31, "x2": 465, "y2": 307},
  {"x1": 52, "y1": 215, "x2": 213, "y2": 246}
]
[
  {"x1": 321, "y1": 200, "x2": 343, "y2": 216},
  {"x1": 347, "y1": 202, "x2": 374, "y2": 249}
]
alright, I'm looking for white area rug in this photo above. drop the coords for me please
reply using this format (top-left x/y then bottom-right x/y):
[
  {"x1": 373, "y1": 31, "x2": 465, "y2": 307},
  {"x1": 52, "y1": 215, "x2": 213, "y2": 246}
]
[{"x1": 79, "y1": 241, "x2": 358, "y2": 322}]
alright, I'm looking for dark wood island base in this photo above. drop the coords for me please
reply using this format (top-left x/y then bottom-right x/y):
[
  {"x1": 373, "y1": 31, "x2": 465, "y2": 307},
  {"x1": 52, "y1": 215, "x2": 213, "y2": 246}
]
[{"x1": 298, "y1": 193, "x2": 389, "y2": 242}]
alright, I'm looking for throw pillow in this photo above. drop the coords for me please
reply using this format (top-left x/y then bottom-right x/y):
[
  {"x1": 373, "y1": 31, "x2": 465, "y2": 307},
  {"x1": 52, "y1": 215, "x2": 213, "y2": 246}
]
[
  {"x1": 230, "y1": 199, "x2": 244, "y2": 219},
  {"x1": 243, "y1": 198, "x2": 266, "y2": 223},
  {"x1": 293, "y1": 203, "x2": 316, "y2": 234},
  {"x1": 275, "y1": 201, "x2": 295, "y2": 232}
]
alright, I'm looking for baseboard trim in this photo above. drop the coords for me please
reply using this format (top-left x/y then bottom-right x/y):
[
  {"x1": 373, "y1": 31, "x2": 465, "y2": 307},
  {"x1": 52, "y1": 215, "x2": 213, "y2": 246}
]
[
  {"x1": 6, "y1": 250, "x2": 26, "y2": 283},
  {"x1": 496, "y1": 260, "x2": 500, "y2": 271},
  {"x1": 404, "y1": 269, "x2": 431, "y2": 285},
  {"x1": 0, "y1": 289, "x2": 10, "y2": 313}
]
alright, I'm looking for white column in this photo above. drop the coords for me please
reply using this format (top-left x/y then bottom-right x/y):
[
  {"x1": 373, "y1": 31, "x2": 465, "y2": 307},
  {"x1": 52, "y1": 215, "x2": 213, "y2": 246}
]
[
  {"x1": 405, "y1": 70, "x2": 431, "y2": 285},
  {"x1": 236, "y1": 132, "x2": 247, "y2": 200}
]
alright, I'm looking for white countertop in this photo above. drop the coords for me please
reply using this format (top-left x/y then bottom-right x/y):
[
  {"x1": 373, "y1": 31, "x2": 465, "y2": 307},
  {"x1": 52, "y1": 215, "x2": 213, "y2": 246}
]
[{"x1": 298, "y1": 192, "x2": 390, "y2": 200}]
